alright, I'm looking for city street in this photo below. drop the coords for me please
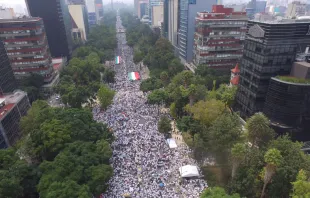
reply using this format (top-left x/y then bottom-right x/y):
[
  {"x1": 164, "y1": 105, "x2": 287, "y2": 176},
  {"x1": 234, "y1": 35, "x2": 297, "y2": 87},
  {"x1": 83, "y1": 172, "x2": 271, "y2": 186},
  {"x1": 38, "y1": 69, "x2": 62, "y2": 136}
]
[{"x1": 92, "y1": 12, "x2": 208, "y2": 198}]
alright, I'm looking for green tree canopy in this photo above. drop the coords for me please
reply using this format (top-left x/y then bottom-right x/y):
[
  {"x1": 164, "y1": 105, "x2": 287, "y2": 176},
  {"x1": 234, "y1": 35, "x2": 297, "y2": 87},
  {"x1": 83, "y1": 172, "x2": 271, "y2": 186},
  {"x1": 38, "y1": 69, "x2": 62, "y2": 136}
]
[
  {"x1": 97, "y1": 84, "x2": 115, "y2": 110},
  {"x1": 158, "y1": 116, "x2": 172, "y2": 134},
  {"x1": 200, "y1": 187, "x2": 240, "y2": 198}
]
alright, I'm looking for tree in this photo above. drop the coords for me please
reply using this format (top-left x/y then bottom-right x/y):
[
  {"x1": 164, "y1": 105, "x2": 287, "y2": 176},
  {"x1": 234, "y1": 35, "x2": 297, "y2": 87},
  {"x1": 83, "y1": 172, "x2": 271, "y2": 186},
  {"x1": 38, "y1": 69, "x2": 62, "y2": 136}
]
[
  {"x1": 231, "y1": 143, "x2": 247, "y2": 179},
  {"x1": 246, "y1": 113, "x2": 275, "y2": 148},
  {"x1": 160, "y1": 71, "x2": 169, "y2": 86},
  {"x1": 266, "y1": 135, "x2": 310, "y2": 197},
  {"x1": 203, "y1": 112, "x2": 243, "y2": 164},
  {"x1": 102, "y1": 68, "x2": 115, "y2": 83},
  {"x1": 216, "y1": 84, "x2": 237, "y2": 110},
  {"x1": 158, "y1": 116, "x2": 171, "y2": 134},
  {"x1": 261, "y1": 148, "x2": 282, "y2": 198},
  {"x1": 147, "y1": 89, "x2": 168, "y2": 114},
  {"x1": 291, "y1": 169, "x2": 310, "y2": 198},
  {"x1": 97, "y1": 84, "x2": 115, "y2": 110},
  {"x1": 185, "y1": 99, "x2": 226, "y2": 127},
  {"x1": 200, "y1": 187, "x2": 240, "y2": 198}
]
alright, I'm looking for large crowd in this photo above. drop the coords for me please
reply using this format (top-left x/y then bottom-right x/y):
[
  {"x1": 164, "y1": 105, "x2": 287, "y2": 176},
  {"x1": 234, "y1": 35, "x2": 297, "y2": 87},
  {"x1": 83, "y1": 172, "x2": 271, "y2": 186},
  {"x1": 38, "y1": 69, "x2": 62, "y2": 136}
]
[{"x1": 93, "y1": 14, "x2": 208, "y2": 198}]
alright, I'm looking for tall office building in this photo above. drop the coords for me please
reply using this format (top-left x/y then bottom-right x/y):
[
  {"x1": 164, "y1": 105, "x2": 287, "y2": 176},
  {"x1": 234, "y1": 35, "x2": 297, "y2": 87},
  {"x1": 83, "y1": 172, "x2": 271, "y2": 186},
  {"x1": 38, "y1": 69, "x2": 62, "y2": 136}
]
[
  {"x1": 0, "y1": 18, "x2": 55, "y2": 83},
  {"x1": 152, "y1": 5, "x2": 164, "y2": 27},
  {"x1": 95, "y1": 0, "x2": 103, "y2": 23},
  {"x1": 193, "y1": 5, "x2": 247, "y2": 70},
  {"x1": 86, "y1": 0, "x2": 97, "y2": 27},
  {"x1": 0, "y1": 40, "x2": 16, "y2": 95},
  {"x1": 178, "y1": 0, "x2": 216, "y2": 63},
  {"x1": 138, "y1": 0, "x2": 148, "y2": 19},
  {"x1": 0, "y1": 90, "x2": 30, "y2": 148},
  {"x1": 134, "y1": 0, "x2": 140, "y2": 16},
  {"x1": 69, "y1": 5, "x2": 89, "y2": 41},
  {"x1": 26, "y1": 0, "x2": 73, "y2": 59},
  {"x1": 235, "y1": 19, "x2": 310, "y2": 118},
  {"x1": 286, "y1": 1, "x2": 306, "y2": 18},
  {"x1": 163, "y1": 0, "x2": 178, "y2": 46},
  {"x1": 246, "y1": 0, "x2": 266, "y2": 19},
  {"x1": 149, "y1": 0, "x2": 164, "y2": 25}
]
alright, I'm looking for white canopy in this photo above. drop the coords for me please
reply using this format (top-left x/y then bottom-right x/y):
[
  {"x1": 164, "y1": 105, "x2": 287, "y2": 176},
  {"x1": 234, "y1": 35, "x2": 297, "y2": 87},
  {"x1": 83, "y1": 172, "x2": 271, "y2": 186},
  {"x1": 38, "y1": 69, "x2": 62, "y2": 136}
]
[
  {"x1": 179, "y1": 165, "x2": 199, "y2": 177},
  {"x1": 166, "y1": 138, "x2": 177, "y2": 148}
]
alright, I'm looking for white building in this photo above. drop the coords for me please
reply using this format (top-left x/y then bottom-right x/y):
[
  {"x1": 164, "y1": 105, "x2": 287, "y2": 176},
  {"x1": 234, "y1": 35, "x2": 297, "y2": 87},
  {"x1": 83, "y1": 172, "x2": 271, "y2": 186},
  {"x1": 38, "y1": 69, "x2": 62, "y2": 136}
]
[
  {"x1": 69, "y1": 4, "x2": 89, "y2": 41},
  {"x1": 286, "y1": 1, "x2": 306, "y2": 18},
  {"x1": 152, "y1": 5, "x2": 163, "y2": 27},
  {"x1": 0, "y1": 7, "x2": 15, "y2": 19}
]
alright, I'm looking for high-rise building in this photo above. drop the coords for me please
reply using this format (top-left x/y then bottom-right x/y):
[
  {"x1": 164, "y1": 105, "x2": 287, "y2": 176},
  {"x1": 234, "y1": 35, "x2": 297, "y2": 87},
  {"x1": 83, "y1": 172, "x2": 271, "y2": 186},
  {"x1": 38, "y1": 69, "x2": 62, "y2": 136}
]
[
  {"x1": 235, "y1": 19, "x2": 310, "y2": 118},
  {"x1": 69, "y1": 5, "x2": 89, "y2": 41},
  {"x1": 149, "y1": 0, "x2": 164, "y2": 25},
  {"x1": 85, "y1": 0, "x2": 97, "y2": 27},
  {"x1": 138, "y1": 0, "x2": 148, "y2": 19},
  {"x1": 0, "y1": 18, "x2": 55, "y2": 83},
  {"x1": 286, "y1": 1, "x2": 306, "y2": 18},
  {"x1": 163, "y1": 0, "x2": 178, "y2": 46},
  {"x1": 178, "y1": 0, "x2": 216, "y2": 63},
  {"x1": 95, "y1": 0, "x2": 103, "y2": 23},
  {"x1": 193, "y1": 5, "x2": 247, "y2": 70},
  {"x1": 0, "y1": 90, "x2": 30, "y2": 148},
  {"x1": 152, "y1": 5, "x2": 164, "y2": 27},
  {"x1": 0, "y1": 40, "x2": 16, "y2": 95},
  {"x1": 26, "y1": 0, "x2": 73, "y2": 59},
  {"x1": 246, "y1": 0, "x2": 266, "y2": 19},
  {"x1": 134, "y1": 0, "x2": 139, "y2": 16},
  {"x1": 0, "y1": 6, "x2": 15, "y2": 19}
]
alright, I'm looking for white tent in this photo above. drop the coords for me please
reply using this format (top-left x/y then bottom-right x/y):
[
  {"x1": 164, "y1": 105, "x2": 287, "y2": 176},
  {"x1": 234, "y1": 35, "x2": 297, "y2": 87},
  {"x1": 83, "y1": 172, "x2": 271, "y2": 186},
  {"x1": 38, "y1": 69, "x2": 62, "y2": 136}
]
[
  {"x1": 179, "y1": 165, "x2": 199, "y2": 177},
  {"x1": 166, "y1": 138, "x2": 177, "y2": 148}
]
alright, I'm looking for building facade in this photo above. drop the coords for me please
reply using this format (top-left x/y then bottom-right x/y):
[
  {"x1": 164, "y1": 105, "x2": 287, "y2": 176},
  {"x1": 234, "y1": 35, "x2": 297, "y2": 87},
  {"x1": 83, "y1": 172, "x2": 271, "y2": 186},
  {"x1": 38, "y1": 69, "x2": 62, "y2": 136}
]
[
  {"x1": 246, "y1": 0, "x2": 266, "y2": 19},
  {"x1": 178, "y1": 0, "x2": 216, "y2": 63},
  {"x1": 0, "y1": 6, "x2": 15, "y2": 19},
  {"x1": 165, "y1": 0, "x2": 178, "y2": 47},
  {"x1": 0, "y1": 40, "x2": 16, "y2": 95},
  {"x1": 69, "y1": 5, "x2": 89, "y2": 41},
  {"x1": 193, "y1": 5, "x2": 247, "y2": 70},
  {"x1": 235, "y1": 19, "x2": 310, "y2": 118},
  {"x1": 85, "y1": 0, "x2": 97, "y2": 27},
  {"x1": 138, "y1": 0, "x2": 148, "y2": 19},
  {"x1": 95, "y1": 0, "x2": 103, "y2": 23},
  {"x1": 263, "y1": 77, "x2": 310, "y2": 140},
  {"x1": 286, "y1": 1, "x2": 306, "y2": 18},
  {"x1": 0, "y1": 91, "x2": 30, "y2": 149},
  {"x1": 0, "y1": 18, "x2": 55, "y2": 83},
  {"x1": 152, "y1": 5, "x2": 164, "y2": 27},
  {"x1": 149, "y1": 0, "x2": 164, "y2": 25},
  {"x1": 26, "y1": 0, "x2": 73, "y2": 59}
]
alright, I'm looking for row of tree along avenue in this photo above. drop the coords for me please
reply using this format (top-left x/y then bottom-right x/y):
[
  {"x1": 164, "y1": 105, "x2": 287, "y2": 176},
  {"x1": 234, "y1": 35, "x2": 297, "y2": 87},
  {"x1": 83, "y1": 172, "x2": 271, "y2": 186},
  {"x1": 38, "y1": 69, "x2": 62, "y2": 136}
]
[
  {"x1": 119, "y1": 10, "x2": 310, "y2": 197},
  {"x1": 0, "y1": 11, "x2": 117, "y2": 198}
]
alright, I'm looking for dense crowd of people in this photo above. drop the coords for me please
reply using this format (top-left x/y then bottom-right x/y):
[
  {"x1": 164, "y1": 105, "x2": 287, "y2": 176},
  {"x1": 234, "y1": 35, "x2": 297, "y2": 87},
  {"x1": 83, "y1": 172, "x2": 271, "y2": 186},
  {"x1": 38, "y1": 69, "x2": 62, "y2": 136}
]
[{"x1": 93, "y1": 14, "x2": 208, "y2": 198}]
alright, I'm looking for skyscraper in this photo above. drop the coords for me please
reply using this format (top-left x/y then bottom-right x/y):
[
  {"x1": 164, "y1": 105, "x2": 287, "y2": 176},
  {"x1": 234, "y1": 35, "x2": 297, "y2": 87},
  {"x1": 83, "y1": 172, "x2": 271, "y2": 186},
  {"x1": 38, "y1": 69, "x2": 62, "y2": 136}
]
[
  {"x1": 235, "y1": 19, "x2": 310, "y2": 118},
  {"x1": 95, "y1": 0, "x2": 103, "y2": 23},
  {"x1": 0, "y1": 18, "x2": 55, "y2": 83},
  {"x1": 26, "y1": 0, "x2": 73, "y2": 59},
  {"x1": 69, "y1": 5, "x2": 89, "y2": 41},
  {"x1": 0, "y1": 40, "x2": 16, "y2": 95},
  {"x1": 193, "y1": 5, "x2": 247, "y2": 70},
  {"x1": 86, "y1": 0, "x2": 97, "y2": 27},
  {"x1": 163, "y1": 0, "x2": 178, "y2": 46},
  {"x1": 178, "y1": 0, "x2": 216, "y2": 63}
]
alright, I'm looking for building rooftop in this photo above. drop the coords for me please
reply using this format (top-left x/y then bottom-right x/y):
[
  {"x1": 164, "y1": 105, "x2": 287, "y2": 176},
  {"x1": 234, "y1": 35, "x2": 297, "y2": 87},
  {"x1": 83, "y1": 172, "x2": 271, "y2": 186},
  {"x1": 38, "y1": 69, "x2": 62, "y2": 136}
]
[
  {"x1": 0, "y1": 17, "x2": 41, "y2": 24},
  {"x1": 294, "y1": 61, "x2": 310, "y2": 68},
  {"x1": 231, "y1": 64, "x2": 240, "y2": 73},
  {"x1": 251, "y1": 17, "x2": 310, "y2": 24},
  {"x1": 275, "y1": 76, "x2": 310, "y2": 84},
  {"x1": 0, "y1": 90, "x2": 27, "y2": 120}
]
